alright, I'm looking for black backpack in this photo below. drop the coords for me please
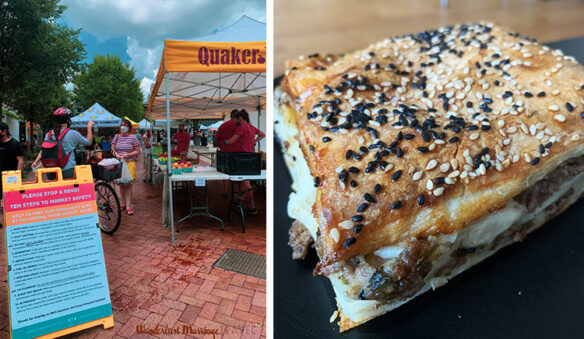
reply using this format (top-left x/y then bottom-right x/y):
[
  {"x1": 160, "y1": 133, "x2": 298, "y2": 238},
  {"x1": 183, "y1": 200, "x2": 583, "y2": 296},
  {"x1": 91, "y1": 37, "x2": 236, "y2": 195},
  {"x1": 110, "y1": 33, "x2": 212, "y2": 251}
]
[{"x1": 41, "y1": 128, "x2": 71, "y2": 168}]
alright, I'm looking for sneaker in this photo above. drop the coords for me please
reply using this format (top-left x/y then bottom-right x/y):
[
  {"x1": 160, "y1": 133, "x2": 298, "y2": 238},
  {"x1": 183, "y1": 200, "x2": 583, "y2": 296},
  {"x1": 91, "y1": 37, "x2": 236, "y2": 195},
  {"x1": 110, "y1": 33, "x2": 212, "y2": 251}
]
[{"x1": 245, "y1": 208, "x2": 258, "y2": 215}]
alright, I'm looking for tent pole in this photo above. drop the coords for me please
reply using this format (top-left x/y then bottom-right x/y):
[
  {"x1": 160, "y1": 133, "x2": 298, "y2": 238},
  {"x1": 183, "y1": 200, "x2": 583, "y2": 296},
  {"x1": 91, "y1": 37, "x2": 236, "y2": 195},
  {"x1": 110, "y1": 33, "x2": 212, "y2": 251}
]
[
  {"x1": 166, "y1": 72, "x2": 176, "y2": 243},
  {"x1": 257, "y1": 98, "x2": 261, "y2": 152}
]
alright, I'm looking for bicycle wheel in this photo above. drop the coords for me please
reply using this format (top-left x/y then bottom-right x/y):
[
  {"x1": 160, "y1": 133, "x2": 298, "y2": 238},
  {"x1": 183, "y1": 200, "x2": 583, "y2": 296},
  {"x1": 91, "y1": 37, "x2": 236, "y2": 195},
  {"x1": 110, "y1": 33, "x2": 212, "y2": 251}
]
[{"x1": 95, "y1": 182, "x2": 121, "y2": 234}]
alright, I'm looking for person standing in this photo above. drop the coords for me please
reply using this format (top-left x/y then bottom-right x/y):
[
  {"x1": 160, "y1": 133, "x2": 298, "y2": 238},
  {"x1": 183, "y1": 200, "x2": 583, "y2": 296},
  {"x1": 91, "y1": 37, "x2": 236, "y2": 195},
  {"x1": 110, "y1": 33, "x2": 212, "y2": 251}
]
[
  {"x1": 215, "y1": 109, "x2": 241, "y2": 195},
  {"x1": 173, "y1": 124, "x2": 190, "y2": 153},
  {"x1": 0, "y1": 122, "x2": 24, "y2": 207},
  {"x1": 223, "y1": 109, "x2": 265, "y2": 214},
  {"x1": 32, "y1": 107, "x2": 94, "y2": 179},
  {"x1": 142, "y1": 130, "x2": 152, "y2": 183},
  {"x1": 111, "y1": 119, "x2": 141, "y2": 216}
]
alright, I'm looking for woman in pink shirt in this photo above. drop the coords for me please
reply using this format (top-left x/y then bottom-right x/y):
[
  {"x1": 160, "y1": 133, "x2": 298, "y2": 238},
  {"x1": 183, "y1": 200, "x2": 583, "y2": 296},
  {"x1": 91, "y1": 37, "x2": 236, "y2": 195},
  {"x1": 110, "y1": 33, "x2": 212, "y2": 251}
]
[
  {"x1": 224, "y1": 110, "x2": 265, "y2": 214},
  {"x1": 112, "y1": 119, "x2": 141, "y2": 216}
]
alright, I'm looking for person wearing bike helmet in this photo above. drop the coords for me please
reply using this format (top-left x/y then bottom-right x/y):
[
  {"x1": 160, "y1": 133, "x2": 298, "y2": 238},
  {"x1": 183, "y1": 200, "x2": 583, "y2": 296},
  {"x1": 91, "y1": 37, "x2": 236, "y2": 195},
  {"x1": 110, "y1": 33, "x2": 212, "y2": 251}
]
[{"x1": 32, "y1": 107, "x2": 94, "y2": 179}]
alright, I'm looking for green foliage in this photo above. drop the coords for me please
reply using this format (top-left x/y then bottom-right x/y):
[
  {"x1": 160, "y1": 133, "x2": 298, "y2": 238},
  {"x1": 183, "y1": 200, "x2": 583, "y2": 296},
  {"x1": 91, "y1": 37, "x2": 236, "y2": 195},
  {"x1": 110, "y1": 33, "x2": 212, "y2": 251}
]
[
  {"x1": 73, "y1": 54, "x2": 145, "y2": 122},
  {"x1": 0, "y1": 0, "x2": 85, "y2": 137}
]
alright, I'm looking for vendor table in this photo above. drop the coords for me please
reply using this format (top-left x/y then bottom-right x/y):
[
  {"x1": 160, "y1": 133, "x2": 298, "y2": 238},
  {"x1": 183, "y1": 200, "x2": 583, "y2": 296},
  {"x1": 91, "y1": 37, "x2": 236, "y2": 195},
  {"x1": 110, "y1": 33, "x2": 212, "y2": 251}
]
[
  {"x1": 228, "y1": 170, "x2": 266, "y2": 233},
  {"x1": 191, "y1": 146, "x2": 218, "y2": 166},
  {"x1": 161, "y1": 166, "x2": 229, "y2": 233}
]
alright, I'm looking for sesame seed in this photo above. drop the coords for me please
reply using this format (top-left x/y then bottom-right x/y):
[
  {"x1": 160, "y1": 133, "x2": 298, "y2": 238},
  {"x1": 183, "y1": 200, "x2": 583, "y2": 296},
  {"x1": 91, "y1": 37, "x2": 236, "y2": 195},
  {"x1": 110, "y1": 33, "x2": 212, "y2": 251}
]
[
  {"x1": 330, "y1": 228, "x2": 340, "y2": 243},
  {"x1": 356, "y1": 202, "x2": 369, "y2": 213},
  {"x1": 445, "y1": 177, "x2": 455, "y2": 185},
  {"x1": 344, "y1": 238, "x2": 357, "y2": 248},
  {"x1": 413, "y1": 171, "x2": 423, "y2": 181},
  {"x1": 440, "y1": 163, "x2": 450, "y2": 172},
  {"x1": 363, "y1": 193, "x2": 376, "y2": 203},
  {"x1": 548, "y1": 105, "x2": 559, "y2": 112},
  {"x1": 391, "y1": 170, "x2": 402, "y2": 181},
  {"x1": 391, "y1": 201, "x2": 403, "y2": 209},
  {"x1": 374, "y1": 184, "x2": 382, "y2": 193},
  {"x1": 433, "y1": 187, "x2": 445, "y2": 196},
  {"x1": 417, "y1": 194, "x2": 425, "y2": 205},
  {"x1": 426, "y1": 159, "x2": 438, "y2": 170},
  {"x1": 339, "y1": 220, "x2": 355, "y2": 229},
  {"x1": 426, "y1": 179, "x2": 434, "y2": 190},
  {"x1": 469, "y1": 132, "x2": 479, "y2": 140},
  {"x1": 554, "y1": 114, "x2": 566, "y2": 122}
]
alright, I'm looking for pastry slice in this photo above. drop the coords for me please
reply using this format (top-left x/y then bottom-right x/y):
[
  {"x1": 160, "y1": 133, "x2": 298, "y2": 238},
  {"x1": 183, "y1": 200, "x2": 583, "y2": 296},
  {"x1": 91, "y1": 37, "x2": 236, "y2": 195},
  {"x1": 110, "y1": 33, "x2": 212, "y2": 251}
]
[{"x1": 275, "y1": 22, "x2": 584, "y2": 331}]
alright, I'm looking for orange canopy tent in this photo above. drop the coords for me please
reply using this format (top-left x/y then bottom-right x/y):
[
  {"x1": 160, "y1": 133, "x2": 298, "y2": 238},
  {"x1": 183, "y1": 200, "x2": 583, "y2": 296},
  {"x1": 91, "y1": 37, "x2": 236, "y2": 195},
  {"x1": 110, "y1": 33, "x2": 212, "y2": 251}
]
[{"x1": 145, "y1": 15, "x2": 266, "y2": 242}]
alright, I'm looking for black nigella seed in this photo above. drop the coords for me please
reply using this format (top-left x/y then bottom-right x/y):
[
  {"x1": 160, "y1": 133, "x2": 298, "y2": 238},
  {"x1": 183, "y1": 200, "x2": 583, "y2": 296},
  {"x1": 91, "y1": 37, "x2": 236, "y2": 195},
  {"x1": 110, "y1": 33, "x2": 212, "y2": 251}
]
[
  {"x1": 357, "y1": 203, "x2": 368, "y2": 213},
  {"x1": 466, "y1": 101, "x2": 473, "y2": 108},
  {"x1": 539, "y1": 144, "x2": 545, "y2": 154},
  {"x1": 350, "y1": 180, "x2": 358, "y2": 187},
  {"x1": 481, "y1": 147, "x2": 490, "y2": 156},
  {"x1": 397, "y1": 131, "x2": 403, "y2": 141},
  {"x1": 452, "y1": 127, "x2": 461, "y2": 133},
  {"x1": 349, "y1": 167, "x2": 360, "y2": 173},
  {"x1": 364, "y1": 193, "x2": 376, "y2": 203},
  {"x1": 524, "y1": 91, "x2": 533, "y2": 98},
  {"x1": 566, "y1": 102, "x2": 574, "y2": 112},
  {"x1": 391, "y1": 170, "x2": 402, "y2": 181},
  {"x1": 417, "y1": 194, "x2": 425, "y2": 205},
  {"x1": 353, "y1": 224, "x2": 363, "y2": 234},
  {"x1": 503, "y1": 91, "x2": 513, "y2": 98},
  {"x1": 421, "y1": 130, "x2": 431, "y2": 142},
  {"x1": 344, "y1": 238, "x2": 357, "y2": 248},
  {"x1": 359, "y1": 146, "x2": 368, "y2": 154},
  {"x1": 314, "y1": 177, "x2": 320, "y2": 187},
  {"x1": 434, "y1": 177, "x2": 445, "y2": 185},
  {"x1": 353, "y1": 154, "x2": 362, "y2": 161},
  {"x1": 404, "y1": 133, "x2": 415, "y2": 140},
  {"x1": 531, "y1": 157, "x2": 540, "y2": 166},
  {"x1": 323, "y1": 136, "x2": 331, "y2": 142},
  {"x1": 545, "y1": 141, "x2": 553, "y2": 148},
  {"x1": 397, "y1": 148, "x2": 404, "y2": 158},
  {"x1": 465, "y1": 125, "x2": 478, "y2": 131},
  {"x1": 391, "y1": 201, "x2": 403, "y2": 209},
  {"x1": 481, "y1": 125, "x2": 491, "y2": 131},
  {"x1": 417, "y1": 147, "x2": 429, "y2": 153},
  {"x1": 537, "y1": 91, "x2": 546, "y2": 97},
  {"x1": 351, "y1": 215, "x2": 364, "y2": 222},
  {"x1": 309, "y1": 145, "x2": 315, "y2": 152},
  {"x1": 449, "y1": 136, "x2": 460, "y2": 143},
  {"x1": 365, "y1": 166, "x2": 375, "y2": 173},
  {"x1": 374, "y1": 184, "x2": 382, "y2": 193}
]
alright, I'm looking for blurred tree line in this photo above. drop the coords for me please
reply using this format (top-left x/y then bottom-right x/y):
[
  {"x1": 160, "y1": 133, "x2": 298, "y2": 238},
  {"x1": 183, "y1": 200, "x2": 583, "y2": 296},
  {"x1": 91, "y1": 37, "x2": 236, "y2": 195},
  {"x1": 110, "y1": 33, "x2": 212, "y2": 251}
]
[{"x1": 0, "y1": 0, "x2": 144, "y2": 142}]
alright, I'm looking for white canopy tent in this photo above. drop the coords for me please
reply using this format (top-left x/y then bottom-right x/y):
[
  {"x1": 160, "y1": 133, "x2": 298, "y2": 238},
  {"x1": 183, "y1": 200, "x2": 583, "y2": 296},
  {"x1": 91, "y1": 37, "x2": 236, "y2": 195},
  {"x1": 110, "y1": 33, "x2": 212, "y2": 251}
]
[{"x1": 145, "y1": 15, "x2": 266, "y2": 242}]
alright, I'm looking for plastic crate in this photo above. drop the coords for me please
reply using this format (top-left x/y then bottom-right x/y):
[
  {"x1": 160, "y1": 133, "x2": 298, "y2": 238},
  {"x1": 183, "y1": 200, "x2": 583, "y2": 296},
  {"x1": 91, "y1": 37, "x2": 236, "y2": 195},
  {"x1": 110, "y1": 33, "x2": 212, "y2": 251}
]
[
  {"x1": 171, "y1": 168, "x2": 182, "y2": 175},
  {"x1": 182, "y1": 167, "x2": 193, "y2": 173},
  {"x1": 93, "y1": 164, "x2": 122, "y2": 181},
  {"x1": 216, "y1": 152, "x2": 261, "y2": 175}
]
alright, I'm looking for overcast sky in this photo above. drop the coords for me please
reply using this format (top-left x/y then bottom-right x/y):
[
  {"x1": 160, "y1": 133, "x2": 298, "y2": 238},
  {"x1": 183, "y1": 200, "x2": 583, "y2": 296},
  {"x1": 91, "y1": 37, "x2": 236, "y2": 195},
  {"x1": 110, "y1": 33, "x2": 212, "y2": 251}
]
[{"x1": 61, "y1": 0, "x2": 266, "y2": 99}]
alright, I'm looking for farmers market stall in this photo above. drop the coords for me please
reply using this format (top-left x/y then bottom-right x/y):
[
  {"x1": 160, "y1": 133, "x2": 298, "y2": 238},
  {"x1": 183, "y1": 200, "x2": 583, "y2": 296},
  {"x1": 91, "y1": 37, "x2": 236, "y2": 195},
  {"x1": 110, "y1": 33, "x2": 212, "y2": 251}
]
[{"x1": 145, "y1": 15, "x2": 266, "y2": 241}]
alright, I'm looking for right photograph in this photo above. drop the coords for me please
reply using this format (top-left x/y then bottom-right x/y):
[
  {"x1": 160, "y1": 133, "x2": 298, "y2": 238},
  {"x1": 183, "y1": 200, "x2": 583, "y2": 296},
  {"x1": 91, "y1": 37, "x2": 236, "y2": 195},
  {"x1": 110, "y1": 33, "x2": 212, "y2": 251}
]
[{"x1": 273, "y1": 0, "x2": 584, "y2": 337}]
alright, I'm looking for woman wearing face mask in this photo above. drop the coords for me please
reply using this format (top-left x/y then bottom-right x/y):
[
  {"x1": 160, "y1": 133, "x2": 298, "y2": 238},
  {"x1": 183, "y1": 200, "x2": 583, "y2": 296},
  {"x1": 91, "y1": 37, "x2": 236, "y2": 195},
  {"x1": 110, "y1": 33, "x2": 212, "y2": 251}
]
[{"x1": 112, "y1": 119, "x2": 141, "y2": 216}]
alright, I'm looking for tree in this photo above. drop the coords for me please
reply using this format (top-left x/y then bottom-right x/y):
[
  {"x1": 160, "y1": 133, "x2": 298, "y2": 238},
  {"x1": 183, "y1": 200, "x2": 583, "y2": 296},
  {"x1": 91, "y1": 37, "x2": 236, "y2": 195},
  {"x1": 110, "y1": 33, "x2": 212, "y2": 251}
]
[
  {"x1": 0, "y1": 0, "x2": 85, "y2": 145},
  {"x1": 73, "y1": 54, "x2": 145, "y2": 122}
]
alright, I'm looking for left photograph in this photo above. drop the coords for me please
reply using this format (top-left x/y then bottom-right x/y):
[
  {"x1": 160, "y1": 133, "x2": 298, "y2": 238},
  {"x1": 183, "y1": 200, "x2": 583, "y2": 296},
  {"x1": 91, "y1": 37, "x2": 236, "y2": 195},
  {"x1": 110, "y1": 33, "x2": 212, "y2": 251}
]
[{"x1": 0, "y1": 1, "x2": 266, "y2": 338}]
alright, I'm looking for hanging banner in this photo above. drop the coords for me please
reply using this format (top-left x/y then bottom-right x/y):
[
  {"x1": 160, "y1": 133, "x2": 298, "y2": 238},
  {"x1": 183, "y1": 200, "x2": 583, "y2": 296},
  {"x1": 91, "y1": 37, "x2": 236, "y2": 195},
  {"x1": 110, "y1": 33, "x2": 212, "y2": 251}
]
[
  {"x1": 163, "y1": 40, "x2": 266, "y2": 73},
  {"x1": 2, "y1": 166, "x2": 114, "y2": 339}
]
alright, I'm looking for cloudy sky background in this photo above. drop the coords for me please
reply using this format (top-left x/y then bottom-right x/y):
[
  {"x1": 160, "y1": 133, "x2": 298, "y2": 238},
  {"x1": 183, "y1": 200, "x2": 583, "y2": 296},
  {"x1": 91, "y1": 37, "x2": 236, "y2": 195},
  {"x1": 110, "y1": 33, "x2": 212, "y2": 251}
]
[{"x1": 61, "y1": 0, "x2": 266, "y2": 99}]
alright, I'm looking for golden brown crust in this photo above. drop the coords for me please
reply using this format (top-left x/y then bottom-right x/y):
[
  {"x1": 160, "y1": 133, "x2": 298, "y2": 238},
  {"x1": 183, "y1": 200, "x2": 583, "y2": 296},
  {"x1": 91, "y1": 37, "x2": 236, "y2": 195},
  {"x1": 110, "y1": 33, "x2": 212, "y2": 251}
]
[{"x1": 279, "y1": 22, "x2": 584, "y2": 269}]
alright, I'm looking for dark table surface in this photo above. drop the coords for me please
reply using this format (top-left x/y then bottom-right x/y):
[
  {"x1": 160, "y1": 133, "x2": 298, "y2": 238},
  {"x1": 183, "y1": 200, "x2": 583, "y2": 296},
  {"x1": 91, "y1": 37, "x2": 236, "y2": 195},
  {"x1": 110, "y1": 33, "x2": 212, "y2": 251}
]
[{"x1": 273, "y1": 37, "x2": 584, "y2": 338}]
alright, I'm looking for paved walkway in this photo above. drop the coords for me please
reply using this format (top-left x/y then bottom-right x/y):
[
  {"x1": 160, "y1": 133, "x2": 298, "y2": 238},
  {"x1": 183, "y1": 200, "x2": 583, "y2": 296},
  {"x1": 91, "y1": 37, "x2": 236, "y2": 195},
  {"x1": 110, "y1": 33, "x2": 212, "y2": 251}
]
[{"x1": 0, "y1": 157, "x2": 266, "y2": 338}]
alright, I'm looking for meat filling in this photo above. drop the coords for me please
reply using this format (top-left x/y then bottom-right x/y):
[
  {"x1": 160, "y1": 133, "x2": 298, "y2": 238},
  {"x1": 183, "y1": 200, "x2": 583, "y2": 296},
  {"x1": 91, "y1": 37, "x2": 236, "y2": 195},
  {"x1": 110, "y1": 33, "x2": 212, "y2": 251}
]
[{"x1": 287, "y1": 156, "x2": 584, "y2": 302}]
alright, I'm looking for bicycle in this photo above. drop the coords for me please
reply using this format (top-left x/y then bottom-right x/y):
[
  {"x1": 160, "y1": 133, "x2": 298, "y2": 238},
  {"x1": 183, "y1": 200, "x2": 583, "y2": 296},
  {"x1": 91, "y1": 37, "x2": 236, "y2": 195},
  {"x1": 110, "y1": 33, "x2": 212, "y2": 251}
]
[{"x1": 86, "y1": 151, "x2": 122, "y2": 235}]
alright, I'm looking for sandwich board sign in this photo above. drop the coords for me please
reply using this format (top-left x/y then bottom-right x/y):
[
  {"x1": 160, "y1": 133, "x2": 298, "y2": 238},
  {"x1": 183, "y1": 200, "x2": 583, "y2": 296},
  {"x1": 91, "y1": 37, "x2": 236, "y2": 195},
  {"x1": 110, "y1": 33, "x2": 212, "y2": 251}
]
[{"x1": 1, "y1": 166, "x2": 114, "y2": 338}]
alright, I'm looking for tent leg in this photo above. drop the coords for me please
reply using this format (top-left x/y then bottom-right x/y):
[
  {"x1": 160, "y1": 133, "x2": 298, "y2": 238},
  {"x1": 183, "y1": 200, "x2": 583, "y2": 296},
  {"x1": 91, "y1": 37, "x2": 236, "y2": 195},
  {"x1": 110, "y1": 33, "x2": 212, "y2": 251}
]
[{"x1": 166, "y1": 72, "x2": 176, "y2": 243}]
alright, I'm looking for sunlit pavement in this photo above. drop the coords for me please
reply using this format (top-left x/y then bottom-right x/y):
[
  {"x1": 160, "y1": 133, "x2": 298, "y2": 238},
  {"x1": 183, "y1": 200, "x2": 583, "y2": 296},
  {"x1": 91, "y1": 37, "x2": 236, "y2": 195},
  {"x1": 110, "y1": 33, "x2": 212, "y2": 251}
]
[{"x1": 0, "y1": 156, "x2": 266, "y2": 338}]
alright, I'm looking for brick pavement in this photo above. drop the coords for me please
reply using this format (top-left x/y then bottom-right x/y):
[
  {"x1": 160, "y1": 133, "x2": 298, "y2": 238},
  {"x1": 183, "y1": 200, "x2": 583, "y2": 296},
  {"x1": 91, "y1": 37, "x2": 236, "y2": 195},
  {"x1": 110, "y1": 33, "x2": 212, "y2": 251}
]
[{"x1": 0, "y1": 156, "x2": 266, "y2": 338}]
